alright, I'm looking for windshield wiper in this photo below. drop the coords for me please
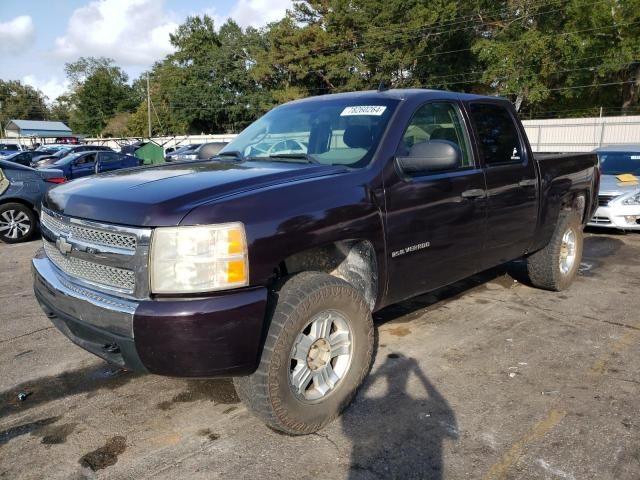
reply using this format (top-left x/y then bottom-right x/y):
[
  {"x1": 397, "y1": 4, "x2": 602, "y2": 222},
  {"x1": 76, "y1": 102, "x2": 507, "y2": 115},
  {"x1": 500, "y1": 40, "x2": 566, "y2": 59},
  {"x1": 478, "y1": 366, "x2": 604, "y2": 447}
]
[{"x1": 267, "y1": 153, "x2": 321, "y2": 164}]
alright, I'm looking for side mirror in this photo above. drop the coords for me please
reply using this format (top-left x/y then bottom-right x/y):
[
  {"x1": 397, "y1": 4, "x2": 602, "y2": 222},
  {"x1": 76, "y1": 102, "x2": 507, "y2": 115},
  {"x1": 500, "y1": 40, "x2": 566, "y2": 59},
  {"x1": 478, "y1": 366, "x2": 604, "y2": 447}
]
[{"x1": 397, "y1": 140, "x2": 461, "y2": 175}]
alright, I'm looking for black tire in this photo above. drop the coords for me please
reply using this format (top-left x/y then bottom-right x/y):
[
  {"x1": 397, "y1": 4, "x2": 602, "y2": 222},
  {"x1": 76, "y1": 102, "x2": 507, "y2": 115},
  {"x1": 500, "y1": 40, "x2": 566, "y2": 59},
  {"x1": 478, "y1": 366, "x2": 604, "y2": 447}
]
[
  {"x1": 234, "y1": 272, "x2": 374, "y2": 435},
  {"x1": 525, "y1": 209, "x2": 583, "y2": 291},
  {"x1": 0, "y1": 202, "x2": 37, "y2": 244}
]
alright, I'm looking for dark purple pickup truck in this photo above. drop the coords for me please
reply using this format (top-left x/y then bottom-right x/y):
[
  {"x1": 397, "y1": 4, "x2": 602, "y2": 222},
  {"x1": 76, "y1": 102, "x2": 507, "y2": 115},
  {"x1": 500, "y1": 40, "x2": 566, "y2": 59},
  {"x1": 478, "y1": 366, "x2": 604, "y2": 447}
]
[{"x1": 32, "y1": 89, "x2": 599, "y2": 434}]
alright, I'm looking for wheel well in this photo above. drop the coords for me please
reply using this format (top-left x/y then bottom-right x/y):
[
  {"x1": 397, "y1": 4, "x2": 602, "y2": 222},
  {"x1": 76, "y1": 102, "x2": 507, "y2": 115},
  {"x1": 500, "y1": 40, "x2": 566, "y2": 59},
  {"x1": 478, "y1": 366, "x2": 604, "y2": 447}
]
[
  {"x1": 281, "y1": 240, "x2": 378, "y2": 310},
  {"x1": 0, "y1": 197, "x2": 36, "y2": 213},
  {"x1": 561, "y1": 193, "x2": 587, "y2": 223}
]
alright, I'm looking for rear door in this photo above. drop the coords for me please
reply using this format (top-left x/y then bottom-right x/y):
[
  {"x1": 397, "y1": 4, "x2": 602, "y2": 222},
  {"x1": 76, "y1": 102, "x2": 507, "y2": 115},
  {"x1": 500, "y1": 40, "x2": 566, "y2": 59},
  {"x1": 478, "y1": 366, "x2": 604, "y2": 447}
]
[
  {"x1": 384, "y1": 101, "x2": 488, "y2": 303},
  {"x1": 97, "y1": 152, "x2": 122, "y2": 172},
  {"x1": 466, "y1": 101, "x2": 538, "y2": 265}
]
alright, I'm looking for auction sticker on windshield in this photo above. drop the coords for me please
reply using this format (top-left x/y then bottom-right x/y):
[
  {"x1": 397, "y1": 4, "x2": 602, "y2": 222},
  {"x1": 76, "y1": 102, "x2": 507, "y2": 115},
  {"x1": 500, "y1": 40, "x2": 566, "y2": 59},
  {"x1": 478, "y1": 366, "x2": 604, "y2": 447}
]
[{"x1": 340, "y1": 106, "x2": 387, "y2": 116}]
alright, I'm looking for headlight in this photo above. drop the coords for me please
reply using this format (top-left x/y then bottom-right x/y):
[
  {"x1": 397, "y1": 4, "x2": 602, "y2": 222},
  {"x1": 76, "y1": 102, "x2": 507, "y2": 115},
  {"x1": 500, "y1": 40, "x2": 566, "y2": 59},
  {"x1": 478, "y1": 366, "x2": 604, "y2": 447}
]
[
  {"x1": 150, "y1": 223, "x2": 248, "y2": 294},
  {"x1": 621, "y1": 190, "x2": 640, "y2": 205}
]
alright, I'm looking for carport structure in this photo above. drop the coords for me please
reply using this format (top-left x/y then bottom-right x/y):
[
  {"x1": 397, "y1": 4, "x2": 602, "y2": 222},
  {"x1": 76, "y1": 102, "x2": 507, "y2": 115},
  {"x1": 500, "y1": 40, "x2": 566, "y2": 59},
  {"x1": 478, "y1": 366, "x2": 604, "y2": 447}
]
[{"x1": 3, "y1": 119, "x2": 72, "y2": 141}]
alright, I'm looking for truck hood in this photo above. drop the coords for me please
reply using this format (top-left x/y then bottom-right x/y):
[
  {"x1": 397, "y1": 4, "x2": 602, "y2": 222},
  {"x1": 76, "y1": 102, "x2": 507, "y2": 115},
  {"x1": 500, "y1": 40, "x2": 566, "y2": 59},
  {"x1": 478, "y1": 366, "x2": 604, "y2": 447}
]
[
  {"x1": 599, "y1": 174, "x2": 640, "y2": 196},
  {"x1": 44, "y1": 160, "x2": 348, "y2": 226}
]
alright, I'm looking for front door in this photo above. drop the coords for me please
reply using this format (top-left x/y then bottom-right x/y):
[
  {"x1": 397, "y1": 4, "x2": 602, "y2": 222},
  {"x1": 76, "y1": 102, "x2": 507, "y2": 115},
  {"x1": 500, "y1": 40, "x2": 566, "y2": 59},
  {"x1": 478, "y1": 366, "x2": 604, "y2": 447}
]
[
  {"x1": 384, "y1": 101, "x2": 488, "y2": 304},
  {"x1": 71, "y1": 153, "x2": 97, "y2": 178}
]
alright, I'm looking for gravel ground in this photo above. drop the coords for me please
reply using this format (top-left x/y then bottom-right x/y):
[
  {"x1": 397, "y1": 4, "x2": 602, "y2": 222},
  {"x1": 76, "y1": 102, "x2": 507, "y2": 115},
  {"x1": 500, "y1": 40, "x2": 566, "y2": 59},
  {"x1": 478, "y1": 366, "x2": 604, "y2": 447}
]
[{"x1": 0, "y1": 229, "x2": 638, "y2": 480}]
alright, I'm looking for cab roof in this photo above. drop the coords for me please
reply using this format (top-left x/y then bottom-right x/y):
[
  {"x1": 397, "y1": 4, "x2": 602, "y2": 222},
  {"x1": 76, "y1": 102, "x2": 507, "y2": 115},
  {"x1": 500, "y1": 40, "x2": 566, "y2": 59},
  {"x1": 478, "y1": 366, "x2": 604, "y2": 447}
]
[{"x1": 285, "y1": 88, "x2": 508, "y2": 106}]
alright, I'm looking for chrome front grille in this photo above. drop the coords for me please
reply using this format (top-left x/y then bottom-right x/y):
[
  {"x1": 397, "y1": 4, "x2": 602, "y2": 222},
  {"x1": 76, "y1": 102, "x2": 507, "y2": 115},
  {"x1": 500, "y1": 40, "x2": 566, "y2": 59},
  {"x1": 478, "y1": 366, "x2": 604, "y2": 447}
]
[
  {"x1": 40, "y1": 209, "x2": 152, "y2": 298},
  {"x1": 41, "y1": 211, "x2": 137, "y2": 252},
  {"x1": 44, "y1": 241, "x2": 136, "y2": 293}
]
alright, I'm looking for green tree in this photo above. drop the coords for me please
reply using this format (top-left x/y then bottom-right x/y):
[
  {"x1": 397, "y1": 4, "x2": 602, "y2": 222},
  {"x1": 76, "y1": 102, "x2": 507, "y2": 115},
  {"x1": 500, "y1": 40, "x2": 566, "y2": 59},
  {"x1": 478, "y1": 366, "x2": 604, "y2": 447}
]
[
  {"x1": 49, "y1": 94, "x2": 73, "y2": 124},
  {"x1": 255, "y1": 0, "x2": 478, "y2": 99},
  {"x1": 65, "y1": 57, "x2": 137, "y2": 135},
  {"x1": 470, "y1": 0, "x2": 640, "y2": 116},
  {"x1": 158, "y1": 15, "x2": 267, "y2": 133},
  {"x1": 0, "y1": 80, "x2": 49, "y2": 133}
]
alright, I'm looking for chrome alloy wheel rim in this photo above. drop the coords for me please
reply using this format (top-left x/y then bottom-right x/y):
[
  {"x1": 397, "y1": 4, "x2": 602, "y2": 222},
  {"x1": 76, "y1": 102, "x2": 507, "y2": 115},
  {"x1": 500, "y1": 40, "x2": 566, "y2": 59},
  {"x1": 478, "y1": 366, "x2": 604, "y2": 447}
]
[
  {"x1": 0, "y1": 209, "x2": 31, "y2": 240},
  {"x1": 559, "y1": 228, "x2": 577, "y2": 275},
  {"x1": 288, "y1": 310, "x2": 353, "y2": 402}
]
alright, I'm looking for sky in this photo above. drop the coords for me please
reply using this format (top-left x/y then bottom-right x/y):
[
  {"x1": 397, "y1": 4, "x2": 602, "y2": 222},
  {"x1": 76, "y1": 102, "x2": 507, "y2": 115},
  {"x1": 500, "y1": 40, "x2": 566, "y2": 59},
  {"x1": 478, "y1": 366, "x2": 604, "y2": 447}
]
[{"x1": 0, "y1": 0, "x2": 291, "y2": 101}]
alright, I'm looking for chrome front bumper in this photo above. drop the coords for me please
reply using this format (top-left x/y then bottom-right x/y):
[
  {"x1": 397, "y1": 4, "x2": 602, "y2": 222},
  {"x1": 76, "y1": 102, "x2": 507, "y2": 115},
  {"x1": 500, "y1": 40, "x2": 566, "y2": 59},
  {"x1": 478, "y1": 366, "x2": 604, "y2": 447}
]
[
  {"x1": 32, "y1": 250, "x2": 137, "y2": 337},
  {"x1": 588, "y1": 205, "x2": 640, "y2": 230}
]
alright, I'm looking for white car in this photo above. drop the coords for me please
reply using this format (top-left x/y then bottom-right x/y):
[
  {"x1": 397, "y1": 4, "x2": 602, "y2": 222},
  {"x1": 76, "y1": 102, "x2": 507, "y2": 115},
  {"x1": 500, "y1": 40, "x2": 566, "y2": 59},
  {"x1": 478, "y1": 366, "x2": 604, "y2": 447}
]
[{"x1": 589, "y1": 145, "x2": 640, "y2": 230}]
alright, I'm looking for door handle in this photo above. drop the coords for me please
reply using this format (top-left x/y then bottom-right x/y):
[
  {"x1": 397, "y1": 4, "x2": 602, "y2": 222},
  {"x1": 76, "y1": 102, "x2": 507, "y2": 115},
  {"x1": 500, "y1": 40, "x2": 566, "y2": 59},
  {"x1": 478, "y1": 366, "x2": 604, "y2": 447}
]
[
  {"x1": 461, "y1": 189, "x2": 485, "y2": 199},
  {"x1": 519, "y1": 179, "x2": 536, "y2": 187}
]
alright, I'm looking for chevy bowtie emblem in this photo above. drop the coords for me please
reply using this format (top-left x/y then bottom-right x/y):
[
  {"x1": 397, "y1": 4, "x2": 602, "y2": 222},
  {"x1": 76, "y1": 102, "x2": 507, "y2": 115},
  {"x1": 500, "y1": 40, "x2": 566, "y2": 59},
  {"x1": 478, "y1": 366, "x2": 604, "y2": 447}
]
[{"x1": 56, "y1": 236, "x2": 73, "y2": 256}]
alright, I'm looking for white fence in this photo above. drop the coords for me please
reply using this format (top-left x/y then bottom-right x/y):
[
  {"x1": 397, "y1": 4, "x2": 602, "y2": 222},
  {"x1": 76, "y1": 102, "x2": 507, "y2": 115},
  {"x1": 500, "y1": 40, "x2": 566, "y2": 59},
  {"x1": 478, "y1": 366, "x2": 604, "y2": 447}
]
[
  {"x1": 4, "y1": 115, "x2": 640, "y2": 154},
  {"x1": 522, "y1": 115, "x2": 640, "y2": 152}
]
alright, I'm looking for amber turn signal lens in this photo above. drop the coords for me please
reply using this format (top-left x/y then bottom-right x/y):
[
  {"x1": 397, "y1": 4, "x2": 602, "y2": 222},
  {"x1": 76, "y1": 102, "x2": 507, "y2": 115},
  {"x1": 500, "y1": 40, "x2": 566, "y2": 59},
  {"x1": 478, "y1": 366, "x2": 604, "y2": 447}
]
[{"x1": 226, "y1": 259, "x2": 246, "y2": 283}]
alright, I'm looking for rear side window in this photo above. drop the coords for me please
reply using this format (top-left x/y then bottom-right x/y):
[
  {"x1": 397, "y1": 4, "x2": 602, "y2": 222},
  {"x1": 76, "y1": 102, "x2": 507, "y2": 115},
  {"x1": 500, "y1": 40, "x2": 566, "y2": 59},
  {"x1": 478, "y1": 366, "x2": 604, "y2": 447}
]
[
  {"x1": 469, "y1": 103, "x2": 523, "y2": 166},
  {"x1": 101, "y1": 152, "x2": 120, "y2": 163}
]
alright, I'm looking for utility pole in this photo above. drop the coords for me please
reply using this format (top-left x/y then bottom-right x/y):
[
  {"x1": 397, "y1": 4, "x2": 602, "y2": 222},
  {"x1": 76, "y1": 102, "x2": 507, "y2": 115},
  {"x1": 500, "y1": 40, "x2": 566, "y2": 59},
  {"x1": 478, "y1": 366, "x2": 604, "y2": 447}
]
[{"x1": 147, "y1": 73, "x2": 152, "y2": 138}]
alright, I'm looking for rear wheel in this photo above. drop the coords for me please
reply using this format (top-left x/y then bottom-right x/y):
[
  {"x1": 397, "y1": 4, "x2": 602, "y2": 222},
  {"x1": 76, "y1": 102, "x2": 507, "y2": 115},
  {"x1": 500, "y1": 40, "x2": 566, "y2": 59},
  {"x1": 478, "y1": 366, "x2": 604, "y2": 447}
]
[
  {"x1": 525, "y1": 210, "x2": 583, "y2": 291},
  {"x1": 234, "y1": 272, "x2": 374, "y2": 435},
  {"x1": 0, "y1": 203, "x2": 37, "y2": 244}
]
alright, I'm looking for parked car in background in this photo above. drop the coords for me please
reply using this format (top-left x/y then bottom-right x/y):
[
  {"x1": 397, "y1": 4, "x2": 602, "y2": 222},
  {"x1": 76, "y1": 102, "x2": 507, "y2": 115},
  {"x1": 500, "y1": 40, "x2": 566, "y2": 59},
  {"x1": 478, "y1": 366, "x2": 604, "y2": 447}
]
[
  {"x1": 33, "y1": 89, "x2": 599, "y2": 434},
  {"x1": 30, "y1": 145, "x2": 113, "y2": 168},
  {"x1": 166, "y1": 142, "x2": 229, "y2": 161},
  {"x1": 165, "y1": 143, "x2": 202, "y2": 161},
  {"x1": 35, "y1": 145, "x2": 69, "y2": 155},
  {"x1": 55, "y1": 136, "x2": 81, "y2": 144},
  {"x1": 0, "y1": 143, "x2": 25, "y2": 156},
  {"x1": 589, "y1": 145, "x2": 640, "y2": 230},
  {"x1": 1, "y1": 150, "x2": 54, "y2": 166},
  {"x1": 121, "y1": 141, "x2": 147, "y2": 156},
  {"x1": 40, "y1": 151, "x2": 142, "y2": 180},
  {"x1": 0, "y1": 160, "x2": 65, "y2": 243},
  {"x1": 197, "y1": 142, "x2": 228, "y2": 159}
]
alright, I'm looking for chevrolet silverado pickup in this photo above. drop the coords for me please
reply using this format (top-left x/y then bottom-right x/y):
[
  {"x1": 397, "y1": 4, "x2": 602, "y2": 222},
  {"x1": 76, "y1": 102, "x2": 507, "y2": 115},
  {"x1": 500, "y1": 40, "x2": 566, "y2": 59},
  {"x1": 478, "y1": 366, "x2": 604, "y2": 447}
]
[{"x1": 32, "y1": 89, "x2": 599, "y2": 434}]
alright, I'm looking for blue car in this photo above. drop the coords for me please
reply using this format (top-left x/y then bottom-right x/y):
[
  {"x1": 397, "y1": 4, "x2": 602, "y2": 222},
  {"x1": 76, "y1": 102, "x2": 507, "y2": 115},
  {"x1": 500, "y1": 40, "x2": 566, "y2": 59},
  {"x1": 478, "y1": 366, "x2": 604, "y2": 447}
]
[
  {"x1": 0, "y1": 160, "x2": 66, "y2": 243},
  {"x1": 43, "y1": 150, "x2": 143, "y2": 180},
  {"x1": 1, "y1": 150, "x2": 53, "y2": 167}
]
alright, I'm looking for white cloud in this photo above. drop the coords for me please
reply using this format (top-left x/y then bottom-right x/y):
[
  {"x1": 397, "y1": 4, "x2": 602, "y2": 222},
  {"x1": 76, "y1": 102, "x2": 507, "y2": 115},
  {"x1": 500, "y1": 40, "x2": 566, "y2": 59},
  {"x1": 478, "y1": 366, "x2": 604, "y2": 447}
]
[
  {"x1": 54, "y1": 0, "x2": 178, "y2": 66},
  {"x1": 216, "y1": 0, "x2": 290, "y2": 29},
  {"x1": 23, "y1": 75, "x2": 70, "y2": 102},
  {"x1": 0, "y1": 15, "x2": 35, "y2": 54}
]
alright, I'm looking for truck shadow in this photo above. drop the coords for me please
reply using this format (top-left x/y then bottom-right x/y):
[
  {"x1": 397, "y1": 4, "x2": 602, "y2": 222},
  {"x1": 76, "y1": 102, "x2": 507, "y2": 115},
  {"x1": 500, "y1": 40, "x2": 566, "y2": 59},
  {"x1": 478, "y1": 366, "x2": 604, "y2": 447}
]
[
  {"x1": 0, "y1": 364, "x2": 139, "y2": 419},
  {"x1": 342, "y1": 354, "x2": 457, "y2": 479}
]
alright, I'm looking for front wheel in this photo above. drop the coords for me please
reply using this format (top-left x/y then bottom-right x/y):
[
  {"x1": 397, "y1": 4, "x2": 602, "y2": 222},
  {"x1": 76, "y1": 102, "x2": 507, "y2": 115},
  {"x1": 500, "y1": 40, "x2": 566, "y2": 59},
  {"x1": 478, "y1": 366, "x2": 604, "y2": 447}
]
[
  {"x1": 0, "y1": 203, "x2": 37, "y2": 244},
  {"x1": 234, "y1": 272, "x2": 374, "y2": 435},
  {"x1": 525, "y1": 210, "x2": 584, "y2": 291}
]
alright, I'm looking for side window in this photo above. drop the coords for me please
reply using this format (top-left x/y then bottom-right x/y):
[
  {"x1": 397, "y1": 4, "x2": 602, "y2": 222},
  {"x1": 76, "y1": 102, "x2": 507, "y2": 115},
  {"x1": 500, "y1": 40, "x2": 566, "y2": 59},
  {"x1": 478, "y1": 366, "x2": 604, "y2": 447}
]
[
  {"x1": 468, "y1": 103, "x2": 523, "y2": 166},
  {"x1": 75, "y1": 153, "x2": 96, "y2": 165},
  {"x1": 101, "y1": 152, "x2": 119, "y2": 163},
  {"x1": 399, "y1": 102, "x2": 472, "y2": 168}
]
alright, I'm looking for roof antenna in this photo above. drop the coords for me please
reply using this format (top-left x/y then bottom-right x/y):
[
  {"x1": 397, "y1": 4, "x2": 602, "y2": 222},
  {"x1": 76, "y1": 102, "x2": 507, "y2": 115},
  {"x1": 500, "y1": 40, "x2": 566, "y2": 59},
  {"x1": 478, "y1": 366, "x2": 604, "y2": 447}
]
[{"x1": 377, "y1": 80, "x2": 389, "y2": 92}]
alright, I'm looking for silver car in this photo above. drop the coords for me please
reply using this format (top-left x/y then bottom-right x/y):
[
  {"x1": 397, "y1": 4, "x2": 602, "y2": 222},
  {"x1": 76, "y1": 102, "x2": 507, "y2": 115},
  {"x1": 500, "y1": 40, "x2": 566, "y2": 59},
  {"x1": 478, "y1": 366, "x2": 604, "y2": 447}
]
[{"x1": 589, "y1": 145, "x2": 640, "y2": 230}]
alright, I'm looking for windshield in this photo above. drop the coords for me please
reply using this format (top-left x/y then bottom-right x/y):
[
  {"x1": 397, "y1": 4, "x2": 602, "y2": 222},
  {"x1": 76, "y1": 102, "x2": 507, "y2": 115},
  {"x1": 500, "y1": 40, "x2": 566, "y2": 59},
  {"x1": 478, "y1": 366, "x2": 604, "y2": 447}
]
[
  {"x1": 219, "y1": 97, "x2": 399, "y2": 167},
  {"x1": 598, "y1": 152, "x2": 640, "y2": 176}
]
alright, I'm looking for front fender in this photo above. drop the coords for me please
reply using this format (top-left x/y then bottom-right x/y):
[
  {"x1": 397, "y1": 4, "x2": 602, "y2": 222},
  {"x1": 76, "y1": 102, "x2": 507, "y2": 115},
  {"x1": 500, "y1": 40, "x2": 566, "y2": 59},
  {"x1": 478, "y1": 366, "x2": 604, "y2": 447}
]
[{"x1": 180, "y1": 171, "x2": 387, "y2": 301}]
